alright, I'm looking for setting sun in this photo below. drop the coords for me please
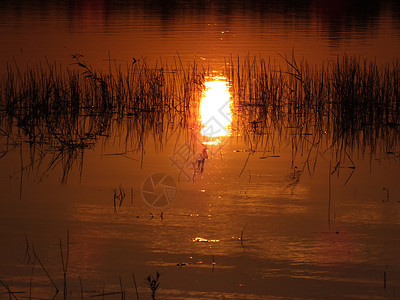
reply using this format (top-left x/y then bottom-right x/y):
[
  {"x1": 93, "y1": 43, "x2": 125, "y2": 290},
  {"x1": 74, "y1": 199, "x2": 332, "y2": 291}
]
[{"x1": 200, "y1": 77, "x2": 232, "y2": 141}]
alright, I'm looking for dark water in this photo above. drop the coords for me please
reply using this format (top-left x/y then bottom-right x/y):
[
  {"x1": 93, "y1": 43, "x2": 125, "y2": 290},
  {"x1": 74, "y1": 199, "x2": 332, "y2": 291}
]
[
  {"x1": 1, "y1": 0, "x2": 400, "y2": 69},
  {"x1": 1, "y1": 1, "x2": 400, "y2": 299}
]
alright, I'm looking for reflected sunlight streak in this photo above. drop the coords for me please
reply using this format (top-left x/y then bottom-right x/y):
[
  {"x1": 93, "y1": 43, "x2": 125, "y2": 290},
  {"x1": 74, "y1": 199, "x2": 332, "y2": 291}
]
[{"x1": 200, "y1": 77, "x2": 232, "y2": 143}]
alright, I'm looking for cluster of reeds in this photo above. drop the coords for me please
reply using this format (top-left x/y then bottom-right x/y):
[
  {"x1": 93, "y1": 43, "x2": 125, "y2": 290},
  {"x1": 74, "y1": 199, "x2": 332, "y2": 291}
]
[
  {"x1": 1, "y1": 54, "x2": 399, "y2": 182},
  {"x1": 0, "y1": 55, "x2": 205, "y2": 183},
  {"x1": 0, "y1": 55, "x2": 204, "y2": 117},
  {"x1": 226, "y1": 54, "x2": 400, "y2": 162}
]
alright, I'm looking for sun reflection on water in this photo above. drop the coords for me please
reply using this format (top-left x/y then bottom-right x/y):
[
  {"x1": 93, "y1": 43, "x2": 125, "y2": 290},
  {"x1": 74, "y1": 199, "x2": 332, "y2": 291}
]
[{"x1": 200, "y1": 77, "x2": 232, "y2": 144}]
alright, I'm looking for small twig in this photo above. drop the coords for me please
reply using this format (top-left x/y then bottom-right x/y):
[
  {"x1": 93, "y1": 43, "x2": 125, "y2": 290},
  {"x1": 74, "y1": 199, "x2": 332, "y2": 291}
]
[
  {"x1": 132, "y1": 273, "x2": 140, "y2": 300},
  {"x1": 118, "y1": 185, "x2": 125, "y2": 207},
  {"x1": 79, "y1": 276, "x2": 84, "y2": 300},
  {"x1": 328, "y1": 161, "x2": 331, "y2": 229},
  {"x1": 384, "y1": 271, "x2": 387, "y2": 289},
  {"x1": 240, "y1": 225, "x2": 247, "y2": 251},
  {"x1": 239, "y1": 151, "x2": 253, "y2": 177},
  {"x1": 33, "y1": 246, "x2": 59, "y2": 294},
  {"x1": 60, "y1": 230, "x2": 70, "y2": 299},
  {"x1": 0, "y1": 279, "x2": 19, "y2": 300},
  {"x1": 212, "y1": 255, "x2": 216, "y2": 272},
  {"x1": 113, "y1": 190, "x2": 117, "y2": 214},
  {"x1": 345, "y1": 150, "x2": 356, "y2": 169},
  {"x1": 23, "y1": 232, "x2": 31, "y2": 264},
  {"x1": 383, "y1": 188, "x2": 390, "y2": 202},
  {"x1": 90, "y1": 292, "x2": 122, "y2": 298},
  {"x1": 343, "y1": 168, "x2": 355, "y2": 186},
  {"x1": 119, "y1": 276, "x2": 124, "y2": 300},
  {"x1": 30, "y1": 257, "x2": 36, "y2": 300}
]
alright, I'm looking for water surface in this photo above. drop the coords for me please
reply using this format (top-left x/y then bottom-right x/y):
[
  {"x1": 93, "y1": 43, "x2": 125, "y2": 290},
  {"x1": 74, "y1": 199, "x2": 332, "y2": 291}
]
[
  {"x1": 1, "y1": 1, "x2": 400, "y2": 299},
  {"x1": 1, "y1": 0, "x2": 400, "y2": 69}
]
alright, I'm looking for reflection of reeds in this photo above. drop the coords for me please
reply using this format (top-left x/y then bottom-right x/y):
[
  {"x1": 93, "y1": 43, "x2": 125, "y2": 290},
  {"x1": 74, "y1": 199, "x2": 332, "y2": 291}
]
[
  {"x1": 226, "y1": 53, "x2": 400, "y2": 170},
  {"x1": 1, "y1": 54, "x2": 399, "y2": 182},
  {"x1": 0, "y1": 57, "x2": 204, "y2": 183}
]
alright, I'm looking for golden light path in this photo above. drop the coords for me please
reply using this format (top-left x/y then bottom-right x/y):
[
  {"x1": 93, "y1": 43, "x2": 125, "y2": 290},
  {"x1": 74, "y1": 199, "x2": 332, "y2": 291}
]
[{"x1": 200, "y1": 76, "x2": 232, "y2": 144}]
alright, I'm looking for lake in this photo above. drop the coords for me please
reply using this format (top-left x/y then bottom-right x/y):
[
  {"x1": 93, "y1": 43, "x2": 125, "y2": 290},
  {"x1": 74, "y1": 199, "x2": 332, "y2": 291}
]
[{"x1": 1, "y1": 1, "x2": 400, "y2": 299}]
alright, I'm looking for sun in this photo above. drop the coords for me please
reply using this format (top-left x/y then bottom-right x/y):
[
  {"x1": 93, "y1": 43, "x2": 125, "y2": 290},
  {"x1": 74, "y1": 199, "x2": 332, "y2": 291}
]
[{"x1": 200, "y1": 77, "x2": 232, "y2": 142}]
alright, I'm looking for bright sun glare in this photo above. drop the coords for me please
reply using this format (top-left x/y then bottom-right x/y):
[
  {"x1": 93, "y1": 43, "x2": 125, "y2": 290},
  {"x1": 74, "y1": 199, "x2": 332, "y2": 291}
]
[{"x1": 200, "y1": 77, "x2": 232, "y2": 143}]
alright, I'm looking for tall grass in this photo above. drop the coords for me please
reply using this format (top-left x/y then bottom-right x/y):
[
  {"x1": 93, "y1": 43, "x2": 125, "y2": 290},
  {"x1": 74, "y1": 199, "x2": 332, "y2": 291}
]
[
  {"x1": 225, "y1": 54, "x2": 400, "y2": 165},
  {"x1": 3, "y1": 54, "x2": 398, "y2": 138},
  {"x1": 0, "y1": 56, "x2": 205, "y2": 183},
  {"x1": 1, "y1": 56, "x2": 205, "y2": 117},
  {"x1": 227, "y1": 54, "x2": 399, "y2": 129}
]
